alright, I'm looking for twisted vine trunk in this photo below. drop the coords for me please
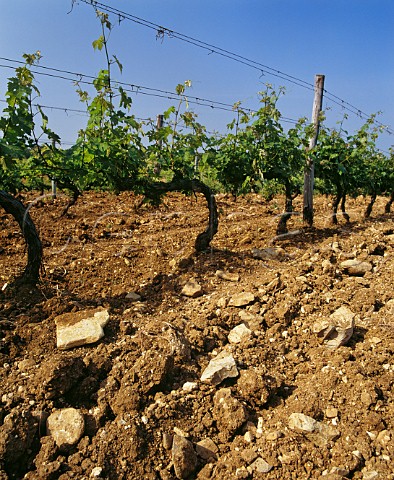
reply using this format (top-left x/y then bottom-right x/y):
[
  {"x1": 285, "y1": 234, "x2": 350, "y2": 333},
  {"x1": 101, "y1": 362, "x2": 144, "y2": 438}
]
[
  {"x1": 0, "y1": 191, "x2": 42, "y2": 284},
  {"x1": 143, "y1": 178, "x2": 219, "y2": 251},
  {"x1": 364, "y1": 193, "x2": 377, "y2": 218},
  {"x1": 385, "y1": 192, "x2": 394, "y2": 213},
  {"x1": 276, "y1": 182, "x2": 296, "y2": 235}
]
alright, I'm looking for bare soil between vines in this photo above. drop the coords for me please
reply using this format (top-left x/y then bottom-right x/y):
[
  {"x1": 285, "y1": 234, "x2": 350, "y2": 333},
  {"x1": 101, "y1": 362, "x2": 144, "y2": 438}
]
[{"x1": 0, "y1": 191, "x2": 393, "y2": 480}]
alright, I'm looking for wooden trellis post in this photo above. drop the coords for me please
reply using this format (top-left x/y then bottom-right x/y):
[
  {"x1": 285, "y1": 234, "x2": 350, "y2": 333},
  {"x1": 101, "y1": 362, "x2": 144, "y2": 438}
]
[{"x1": 303, "y1": 74, "x2": 325, "y2": 227}]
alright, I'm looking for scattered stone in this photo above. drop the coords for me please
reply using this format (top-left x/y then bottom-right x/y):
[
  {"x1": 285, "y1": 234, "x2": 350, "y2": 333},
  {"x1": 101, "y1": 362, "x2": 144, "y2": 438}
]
[
  {"x1": 181, "y1": 279, "x2": 203, "y2": 298},
  {"x1": 182, "y1": 381, "x2": 197, "y2": 392},
  {"x1": 322, "y1": 259, "x2": 335, "y2": 274},
  {"x1": 195, "y1": 438, "x2": 218, "y2": 461},
  {"x1": 215, "y1": 270, "x2": 240, "y2": 282},
  {"x1": 288, "y1": 413, "x2": 340, "y2": 446},
  {"x1": 313, "y1": 306, "x2": 355, "y2": 349},
  {"x1": 162, "y1": 432, "x2": 173, "y2": 450},
  {"x1": 55, "y1": 308, "x2": 110, "y2": 350},
  {"x1": 289, "y1": 412, "x2": 317, "y2": 433},
  {"x1": 235, "y1": 466, "x2": 249, "y2": 478},
  {"x1": 173, "y1": 426, "x2": 189, "y2": 438},
  {"x1": 212, "y1": 388, "x2": 248, "y2": 439},
  {"x1": 244, "y1": 431, "x2": 254, "y2": 443},
  {"x1": 329, "y1": 466, "x2": 350, "y2": 476},
  {"x1": 362, "y1": 470, "x2": 379, "y2": 480},
  {"x1": 230, "y1": 292, "x2": 255, "y2": 307},
  {"x1": 340, "y1": 259, "x2": 372, "y2": 276},
  {"x1": 125, "y1": 292, "x2": 141, "y2": 301},
  {"x1": 172, "y1": 434, "x2": 197, "y2": 479},
  {"x1": 200, "y1": 350, "x2": 239, "y2": 385},
  {"x1": 228, "y1": 323, "x2": 252, "y2": 343},
  {"x1": 360, "y1": 390, "x2": 377, "y2": 408},
  {"x1": 376, "y1": 429, "x2": 391, "y2": 447},
  {"x1": 325, "y1": 407, "x2": 339, "y2": 419},
  {"x1": 266, "y1": 430, "x2": 283, "y2": 441},
  {"x1": 331, "y1": 241, "x2": 341, "y2": 253},
  {"x1": 46, "y1": 408, "x2": 85, "y2": 448},
  {"x1": 216, "y1": 297, "x2": 228, "y2": 309},
  {"x1": 249, "y1": 457, "x2": 273, "y2": 474},
  {"x1": 238, "y1": 310, "x2": 264, "y2": 330},
  {"x1": 90, "y1": 466, "x2": 103, "y2": 477},
  {"x1": 241, "y1": 448, "x2": 258, "y2": 463},
  {"x1": 252, "y1": 247, "x2": 286, "y2": 260}
]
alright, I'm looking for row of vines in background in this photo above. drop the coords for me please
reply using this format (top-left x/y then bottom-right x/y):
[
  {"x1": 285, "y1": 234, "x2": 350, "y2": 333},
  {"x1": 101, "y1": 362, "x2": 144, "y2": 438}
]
[{"x1": 0, "y1": 9, "x2": 393, "y2": 284}]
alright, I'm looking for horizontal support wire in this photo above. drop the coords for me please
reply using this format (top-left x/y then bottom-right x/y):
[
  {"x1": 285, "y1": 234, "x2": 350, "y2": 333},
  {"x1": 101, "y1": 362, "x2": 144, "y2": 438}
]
[{"x1": 75, "y1": 0, "x2": 393, "y2": 136}]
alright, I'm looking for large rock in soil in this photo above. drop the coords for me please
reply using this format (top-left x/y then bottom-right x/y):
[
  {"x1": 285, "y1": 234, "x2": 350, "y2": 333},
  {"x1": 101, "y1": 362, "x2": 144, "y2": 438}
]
[{"x1": 46, "y1": 408, "x2": 85, "y2": 449}]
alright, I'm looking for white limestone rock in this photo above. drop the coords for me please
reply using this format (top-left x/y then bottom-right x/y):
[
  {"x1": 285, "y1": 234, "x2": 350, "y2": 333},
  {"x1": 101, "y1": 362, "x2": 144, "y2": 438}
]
[
  {"x1": 200, "y1": 350, "x2": 239, "y2": 385},
  {"x1": 313, "y1": 306, "x2": 355, "y2": 349},
  {"x1": 46, "y1": 408, "x2": 85, "y2": 448},
  {"x1": 228, "y1": 323, "x2": 252, "y2": 344},
  {"x1": 55, "y1": 308, "x2": 110, "y2": 350}
]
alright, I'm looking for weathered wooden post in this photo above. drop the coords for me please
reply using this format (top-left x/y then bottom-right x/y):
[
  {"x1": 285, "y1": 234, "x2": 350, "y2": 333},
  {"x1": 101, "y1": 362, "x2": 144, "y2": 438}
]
[
  {"x1": 51, "y1": 138, "x2": 57, "y2": 199},
  {"x1": 156, "y1": 114, "x2": 164, "y2": 137},
  {"x1": 303, "y1": 74, "x2": 325, "y2": 227},
  {"x1": 51, "y1": 178, "x2": 57, "y2": 199},
  {"x1": 154, "y1": 114, "x2": 164, "y2": 175}
]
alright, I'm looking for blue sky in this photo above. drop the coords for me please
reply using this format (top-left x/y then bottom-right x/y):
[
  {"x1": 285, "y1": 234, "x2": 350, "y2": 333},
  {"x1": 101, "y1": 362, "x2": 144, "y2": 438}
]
[{"x1": 1, "y1": 0, "x2": 393, "y2": 151}]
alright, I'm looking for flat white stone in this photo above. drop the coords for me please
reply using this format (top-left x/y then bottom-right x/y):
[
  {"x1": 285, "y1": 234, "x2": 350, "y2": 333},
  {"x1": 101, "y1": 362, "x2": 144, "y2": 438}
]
[
  {"x1": 215, "y1": 270, "x2": 240, "y2": 282},
  {"x1": 230, "y1": 292, "x2": 255, "y2": 307},
  {"x1": 125, "y1": 292, "x2": 141, "y2": 301},
  {"x1": 340, "y1": 259, "x2": 372, "y2": 276},
  {"x1": 289, "y1": 412, "x2": 339, "y2": 444},
  {"x1": 55, "y1": 308, "x2": 110, "y2": 350}
]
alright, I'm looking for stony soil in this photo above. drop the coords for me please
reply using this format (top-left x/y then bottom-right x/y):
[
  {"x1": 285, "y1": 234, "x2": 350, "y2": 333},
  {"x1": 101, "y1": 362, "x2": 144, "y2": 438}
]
[{"x1": 0, "y1": 191, "x2": 393, "y2": 480}]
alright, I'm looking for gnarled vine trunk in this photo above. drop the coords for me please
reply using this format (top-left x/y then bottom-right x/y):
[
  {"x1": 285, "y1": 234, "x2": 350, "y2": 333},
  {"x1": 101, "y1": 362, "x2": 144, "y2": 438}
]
[
  {"x1": 364, "y1": 193, "x2": 377, "y2": 218},
  {"x1": 385, "y1": 192, "x2": 394, "y2": 214},
  {"x1": 143, "y1": 178, "x2": 219, "y2": 251},
  {"x1": 276, "y1": 181, "x2": 298, "y2": 235},
  {"x1": 0, "y1": 191, "x2": 42, "y2": 284}
]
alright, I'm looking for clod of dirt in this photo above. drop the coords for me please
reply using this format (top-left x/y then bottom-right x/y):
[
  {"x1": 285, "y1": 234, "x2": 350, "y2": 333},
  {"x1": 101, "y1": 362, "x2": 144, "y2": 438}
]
[
  {"x1": 0, "y1": 411, "x2": 37, "y2": 469},
  {"x1": 172, "y1": 434, "x2": 198, "y2": 479},
  {"x1": 212, "y1": 388, "x2": 248, "y2": 440},
  {"x1": 34, "y1": 356, "x2": 86, "y2": 400},
  {"x1": 237, "y1": 368, "x2": 271, "y2": 405}
]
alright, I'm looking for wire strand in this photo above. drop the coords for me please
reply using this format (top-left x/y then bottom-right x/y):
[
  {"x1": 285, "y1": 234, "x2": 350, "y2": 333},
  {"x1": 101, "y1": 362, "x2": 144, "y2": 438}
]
[{"x1": 75, "y1": 0, "x2": 393, "y2": 136}]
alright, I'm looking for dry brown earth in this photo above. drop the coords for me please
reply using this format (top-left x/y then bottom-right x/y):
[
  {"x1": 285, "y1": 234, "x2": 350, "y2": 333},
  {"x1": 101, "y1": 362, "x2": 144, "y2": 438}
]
[{"x1": 0, "y1": 191, "x2": 393, "y2": 479}]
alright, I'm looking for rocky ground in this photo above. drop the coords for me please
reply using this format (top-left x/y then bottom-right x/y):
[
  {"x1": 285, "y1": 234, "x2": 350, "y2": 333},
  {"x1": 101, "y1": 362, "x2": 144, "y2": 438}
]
[{"x1": 0, "y1": 191, "x2": 393, "y2": 480}]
